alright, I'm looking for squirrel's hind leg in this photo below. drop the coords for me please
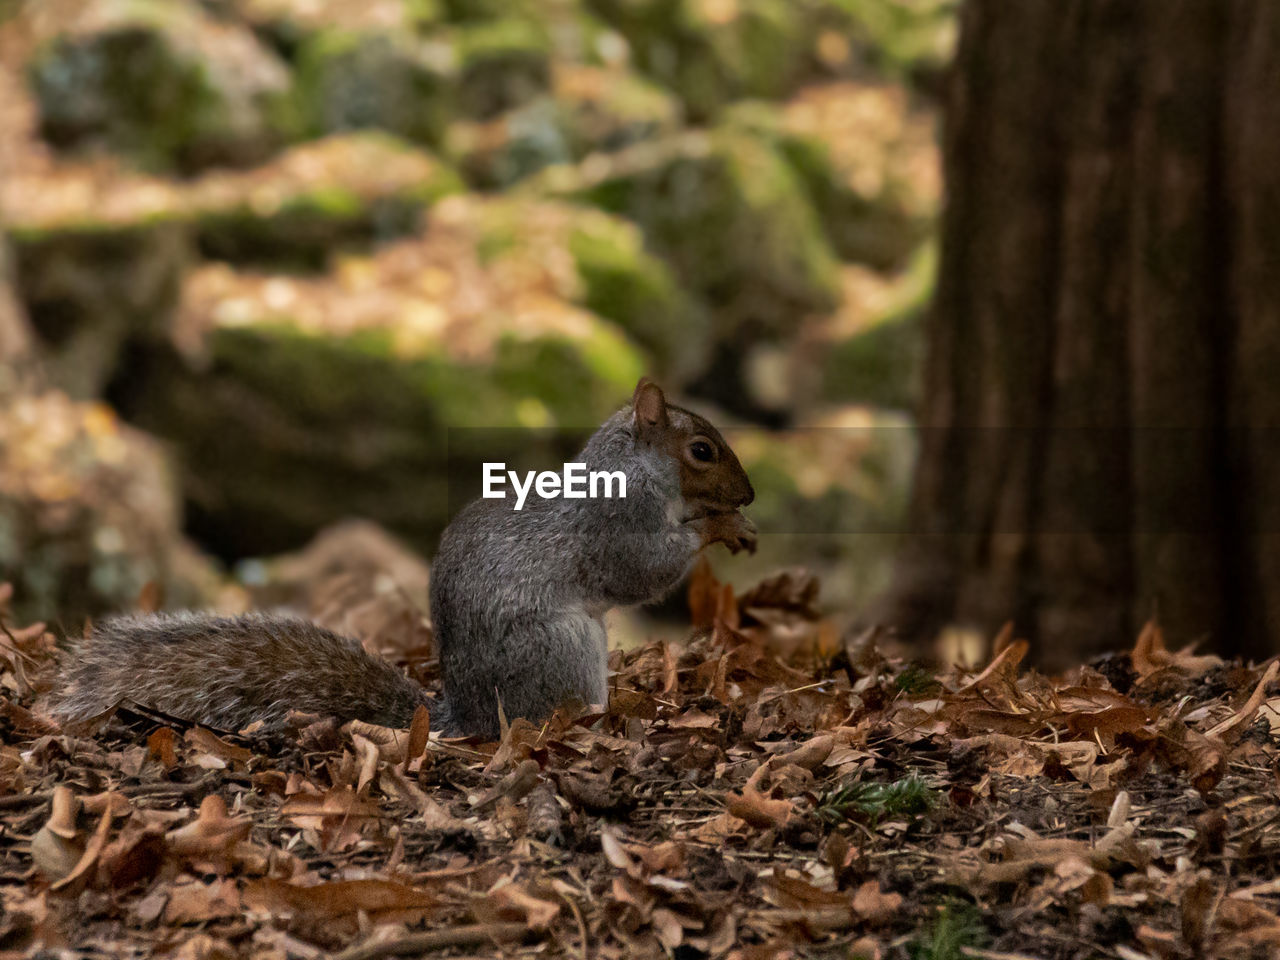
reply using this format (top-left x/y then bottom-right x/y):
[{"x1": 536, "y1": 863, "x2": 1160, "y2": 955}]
[{"x1": 443, "y1": 610, "x2": 607, "y2": 739}]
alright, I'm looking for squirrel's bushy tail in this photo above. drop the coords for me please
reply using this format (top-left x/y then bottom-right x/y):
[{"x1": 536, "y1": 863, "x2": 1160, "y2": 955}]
[{"x1": 51, "y1": 612, "x2": 440, "y2": 733}]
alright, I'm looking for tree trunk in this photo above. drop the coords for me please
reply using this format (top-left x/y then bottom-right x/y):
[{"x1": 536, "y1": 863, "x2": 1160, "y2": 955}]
[{"x1": 888, "y1": 0, "x2": 1280, "y2": 665}]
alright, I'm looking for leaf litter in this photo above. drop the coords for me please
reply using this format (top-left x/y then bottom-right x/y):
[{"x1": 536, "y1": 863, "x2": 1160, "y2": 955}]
[{"x1": 1, "y1": 565, "x2": 1279, "y2": 959}]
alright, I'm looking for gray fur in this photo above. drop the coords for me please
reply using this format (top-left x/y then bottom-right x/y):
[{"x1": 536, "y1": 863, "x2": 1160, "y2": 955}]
[
  {"x1": 52, "y1": 611, "x2": 434, "y2": 732},
  {"x1": 431, "y1": 405, "x2": 702, "y2": 738}
]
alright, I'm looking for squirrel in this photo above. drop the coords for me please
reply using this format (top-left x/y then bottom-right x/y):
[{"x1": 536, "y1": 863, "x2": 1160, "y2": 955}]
[{"x1": 50, "y1": 379, "x2": 757, "y2": 739}]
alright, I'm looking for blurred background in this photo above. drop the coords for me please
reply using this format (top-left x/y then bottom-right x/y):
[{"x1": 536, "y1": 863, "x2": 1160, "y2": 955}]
[{"x1": 0, "y1": 0, "x2": 953, "y2": 637}]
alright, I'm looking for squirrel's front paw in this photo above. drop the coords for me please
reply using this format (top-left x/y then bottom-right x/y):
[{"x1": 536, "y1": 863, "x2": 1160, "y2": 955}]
[{"x1": 699, "y1": 510, "x2": 758, "y2": 555}]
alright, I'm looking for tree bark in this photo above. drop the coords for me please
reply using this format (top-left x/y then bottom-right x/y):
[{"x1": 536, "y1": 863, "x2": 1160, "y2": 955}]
[{"x1": 888, "y1": 0, "x2": 1280, "y2": 665}]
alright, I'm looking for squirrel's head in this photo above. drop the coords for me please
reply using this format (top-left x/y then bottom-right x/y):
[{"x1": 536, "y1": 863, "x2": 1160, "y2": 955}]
[{"x1": 630, "y1": 377, "x2": 754, "y2": 518}]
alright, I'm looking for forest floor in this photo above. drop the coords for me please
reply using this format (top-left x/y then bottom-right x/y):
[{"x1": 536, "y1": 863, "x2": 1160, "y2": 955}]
[{"x1": 1, "y1": 565, "x2": 1279, "y2": 960}]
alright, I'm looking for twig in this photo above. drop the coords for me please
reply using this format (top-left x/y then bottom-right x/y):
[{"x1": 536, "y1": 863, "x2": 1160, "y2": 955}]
[
  {"x1": 557, "y1": 886, "x2": 590, "y2": 960},
  {"x1": 120, "y1": 771, "x2": 221, "y2": 800},
  {"x1": 0, "y1": 790, "x2": 53, "y2": 811},
  {"x1": 332, "y1": 922, "x2": 535, "y2": 960},
  {"x1": 960, "y1": 949, "x2": 1046, "y2": 960}
]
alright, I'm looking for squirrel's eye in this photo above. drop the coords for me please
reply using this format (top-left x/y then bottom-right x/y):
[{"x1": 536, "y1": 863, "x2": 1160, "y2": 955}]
[{"x1": 690, "y1": 440, "x2": 715, "y2": 462}]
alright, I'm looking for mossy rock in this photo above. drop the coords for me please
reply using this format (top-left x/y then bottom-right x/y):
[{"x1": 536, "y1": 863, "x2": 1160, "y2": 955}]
[
  {"x1": 454, "y1": 18, "x2": 552, "y2": 120},
  {"x1": 290, "y1": 28, "x2": 454, "y2": 147},
  {"x1": 448, "y1": 65, "x2": 679, "y2": 189},
  {"x1": 822, "y1": 313, "x2": 923, "y2": 411},
  {"x1": 584, "y1": 0, "x2": 811, "y2": 120},
  {"x1": 724, "y1": 85, "x2": 941, "y2": 270},
  {"x1": 115, "y1": 228, "x2": 647, "y2": 557},
  {"x1": 127, "y1": 323, "x2": 644, "y2": 558},
  {"x1": 471, "y1": 198, "x2": 707, "y2": 380},
  {"x1": 10, "y1": 222, "x2": 192, "y2": 400},
  {"x1": 436, "y1": 0, "x2": 511, "y2": 22},
  {"x1": 226, "y1": 0, "x2": 444, "y2": 51},
  {"x1": 190, "y1": 133, "x2": 463, "y2": 268},
  {"x1": 817, "y1": 0, "x2": 958, "y2": 87},
  {"x1": 565, "y1": 213, "x2": 706, "y2": 382},
  {"x1": 554, "y1": 64, "x2": 681, "y2": 154},
  {"x1": 4, "y1": 133, "x2": 462, "y2": 392},
  {"x1": 3, "y1": 153, "x2": 190, "y2": 399},
  {"x1": 447, "y1": 100, "x2": 575, "y2": 190},
  {"x1": 443, "y1": 195, "x2": 707, "y2": 381},
  {"x1": 0, "y1": 390, "x2": 229, "y2": 625},
  {"x1": 817, "y1": 246, "x2": 935, "y2": 412},
  {"x1": 26, "y1": 0, "x2": 291, "y2": 172},
  {"x1": 540, "y1": 127, "x2": 841, "y2": 341}
]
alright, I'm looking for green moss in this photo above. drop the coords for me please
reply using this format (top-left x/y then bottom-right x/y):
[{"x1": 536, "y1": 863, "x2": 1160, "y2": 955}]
[
  {"x1": 206, "y1": 310, "x2": 644, "y2": 431},
  {"x1": 6, "y1": 208, "x2": 188, "y2": 245},
  {"x1": 191, "y1": 138, "x2": 464, "y2": 268},
  {"x1": 450, "y1": 64, "x2": 679, "y2": 189},
  {"x1": 454, "y1": 18, "x2": 552, "y2": 119},
  {"x1": 474, "y1": 225, "x2": 519, "y2": 265},
  {"x1": 438, "y1": 0, "x2": 513, "y2": 21},
  {"x1": 12, "y1": 221, "x2": 189, "y2": 398},
  {"x1": 788, "y1": 137, "x2": 928, "y2": 268},
  {"x1": 211, "y1": 323, "x2": 538, "y2": 430},
  {"x1": 127, "y1": 311, "x2": 646, "y2": 555},
  {"x1": 557, "y1": 129, "x2": 840, "y2": 339},
  {"x1": 559, "y1": 68, "x2": 681, "y2": 155},
  {"x1": 821, "y1": 244, "x2": 936, "y2": 410},
  {"x1": 291, "y1": 29, "x2": 453, "y2": 146},
  {"x1": 723, "y1": 100, "x2": 933, "y2": 269},
  {"x1": 584, "y1": 0, "x2": 810, "y2": 119},
  {"x1": 721, "y1": 129, "x2": 841, "y2": 302},
  {"x1": 823, "y1": 316, "x2": 922, "y2": 411},
  {"x1": 32, "y1": 28, "x2": 214, "y2": 170},
  {"x1": 726, "y1": 0, "x2": 810, "y2": 98},
  {"x1": 492, "y1": 325, "x2": 645, "y2": 426},
  {"x1": 28, "y1": 2, "x2": 289, "y2": 172},
  {"x1": 403, "y1": 0, "x2": 445, "y2": 27},
  {"x1": 568, "y1": 215, "x2": 706, "y2": 379},
  {"x1": 447, "y1": 98, "x2": 574, "y2": 189},
  {"x1": 823, "y1": 0, "x2": 958, "y2": 82}
]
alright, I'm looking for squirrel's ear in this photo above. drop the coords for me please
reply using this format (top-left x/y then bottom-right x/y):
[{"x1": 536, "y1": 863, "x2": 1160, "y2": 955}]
[{"x1": 633, "y1": 378, "x2": 668, "y2": 435}]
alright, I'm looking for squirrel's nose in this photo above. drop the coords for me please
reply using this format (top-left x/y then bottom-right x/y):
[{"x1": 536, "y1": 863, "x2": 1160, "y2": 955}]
[{"x1": 740, "y1": 480, "x2": 755, "y2": 507}]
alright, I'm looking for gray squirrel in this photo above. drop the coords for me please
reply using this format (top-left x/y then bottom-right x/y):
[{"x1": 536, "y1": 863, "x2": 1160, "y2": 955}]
[{"x1": 51, "y1": 379, "x2": 757, "y2": 739}]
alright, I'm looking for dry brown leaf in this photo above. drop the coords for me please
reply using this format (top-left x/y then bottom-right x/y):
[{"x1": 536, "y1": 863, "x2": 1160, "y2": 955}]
[
  {"x1": 381, "y1": 766, "x2": 470, "y2": 832},
  {"x1": 1206, "y1": 660, "x2": 1280, "y2": 742},
  {"x1": 31, "y1": 787, "x2": 83, "y2": 883},
  {"x1": 184, "y1": 727, "x2": 253, "y2": 765},
  {"x1": 403, "y1": 705, "x2": 431, "y2": 772},
  {"x1": 163, "y1": 879, "x2": 241, "y2": 925},
  {"x1": 166, "y1": 795, "x2": 252, "y2": 860},
  {"x1": 100, "y1": 819, "x2": 167, "y2": 889},
  {"x1": 851, "y1": 881, "x2": 903, "y2": 925},
  {"x1": 489, "y1": 882, "x2": 561, "y2": 931},
  {"x1": 243, "y1": 877, "x2": 438, "y2": 926},
  {"x1": 726, "y1": 766, "x2": 794, "y2": 831},
  {"x1": 1132, "y1": 620, "x2": 1223, "y2": 679},
  {"x1": 50, "y1": 805, "x2": 114, "y2": 894},
  {"x1": 351, "y1": 733, "x2": 381, "y2": 795}
]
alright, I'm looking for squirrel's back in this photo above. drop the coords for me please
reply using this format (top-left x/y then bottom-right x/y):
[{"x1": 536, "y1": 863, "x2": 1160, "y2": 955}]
[{"x1": 51, "y1": 612, "x2": 436, "y2": 732}]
